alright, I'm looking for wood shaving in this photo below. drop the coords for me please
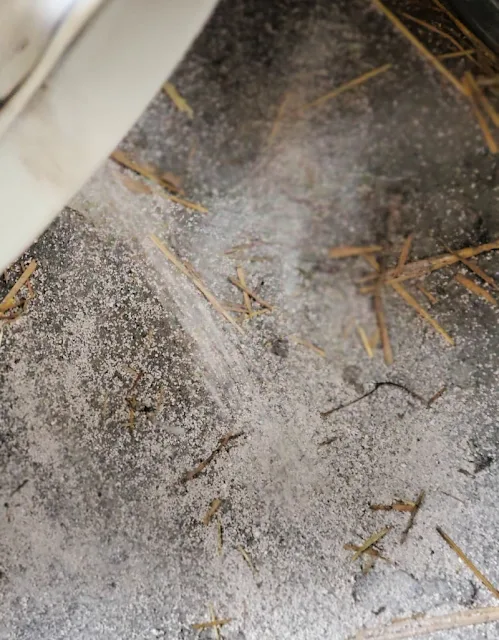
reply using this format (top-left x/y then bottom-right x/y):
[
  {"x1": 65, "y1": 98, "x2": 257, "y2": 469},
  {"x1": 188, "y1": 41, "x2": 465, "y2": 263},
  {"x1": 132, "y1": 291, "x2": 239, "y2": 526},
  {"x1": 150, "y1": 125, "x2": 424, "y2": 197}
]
[
  {"x1": 151, "y1": 235, "x2": 243, "y2": 334},
  {"x1": 373, "y1": 0, "x2": 465, "y2": 95},
  {"x1": 354, "y1": 606, "x2": 499, "y2": 639},
  {"x1": 351, "y1": 526, "x2": 391, "y2": 562},
  {"x1": 455, "y1": 273, "x2": 497, "y2": 306},
  {"x1": 202, "y1": 498, "x2": 222, "y2": 526},
  {"x1": 163, "y1": 82, "x2": 194, "y2": 117},
  {"x1": 437, "y1": 527, "x2": 499, "y2": 599},
  {"x1": 301, "y1": 64, "x2": 391, "y2": 112},
  {"x1": 290, "y1": 336, "x2": 326, "y2": 358},
  {"x1": 329, "y1": 245, "x2": 383, "y2": 259}
]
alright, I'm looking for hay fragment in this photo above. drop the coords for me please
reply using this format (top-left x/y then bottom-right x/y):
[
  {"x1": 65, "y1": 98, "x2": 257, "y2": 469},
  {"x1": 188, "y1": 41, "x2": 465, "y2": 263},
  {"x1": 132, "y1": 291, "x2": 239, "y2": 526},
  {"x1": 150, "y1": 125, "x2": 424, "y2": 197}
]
[
  {"x1": 203, "y1": 498, "x2": 222, "y2": 525},
  {"x1": 357, "y1": 325, "x2": 373, "y2": 358},
  {"x1": 462, "y1": 72, "x2": 498, "y2": 154},
  {"x1": 228, "y1": 276, "x2": 273, "y2": 310},
  {"x1": 401, "y1": 491, "x2": 424, "y2": 543},
  {"x1": 290, "y1": 336, "x2": 326, "y2": 358},
  {"x1": 393, "y1": 234, "x2": 413, "y2": 278},
  {"x1": 0, "y1": 260, "x2": 37, "y2": 312}
]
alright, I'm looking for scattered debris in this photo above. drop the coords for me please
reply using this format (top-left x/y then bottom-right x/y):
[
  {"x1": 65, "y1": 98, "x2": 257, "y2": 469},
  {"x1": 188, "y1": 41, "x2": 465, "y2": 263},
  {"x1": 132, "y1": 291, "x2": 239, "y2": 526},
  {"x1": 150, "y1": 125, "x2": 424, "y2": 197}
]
[
  {"x1": 301, "y1": 65, "x2": 392, "y2": 112},
  {"x1": 351, "y1": 526, "x2": 391, "y2": 562},
  {"x1": 290, "y1": 335, "x2": 326, "y2": 358},
  {"x1": 400, "y1": 490, "x2": 424, "y2": 544},
  {"x1": 238, "y1": 546, "x2": 258, "y2": 575},
  {"x1": 202, "y1": 498, "x2": 222, "y2": 526},
  {"x1": 228, "y1": 276, "x2": 274, "y2": 310},
  {"x1": 357, "y1": 325, "x2": 373, "y2": 358},
  {"x1": 436, "y1": 527, "x2": 499, "y2": 599},
  {"x1": 400, "y1": 12, "x2": 474, "y2": 62},
  {"x1": 112, "y1": 150, "x2": 207, "y2": 213},
  {"x1": 163, "y1": 82, "x2": 193, "y2": 117},
  {"x1": 182, "y1": 432, "x2": 244, "y2": 482},
  {"x1": 455, "y1": 273, "x2": 497, "y2": 306},
  {"x1": 354, "y1": 605, "x2": 499, "y2": 639},
  {"x1": 320, "y1": 381, "x2": 426, "y2": 419},
  {"x1": 151, "y1": 235, "x2": 243, "y2": 334}
]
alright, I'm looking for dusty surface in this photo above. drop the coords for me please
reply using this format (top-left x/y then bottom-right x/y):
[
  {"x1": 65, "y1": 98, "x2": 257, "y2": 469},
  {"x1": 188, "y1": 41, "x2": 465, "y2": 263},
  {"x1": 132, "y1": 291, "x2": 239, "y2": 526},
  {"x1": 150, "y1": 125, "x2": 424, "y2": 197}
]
[{"x1": 2, "y1": 0, "x2": 499, "y2": 638}]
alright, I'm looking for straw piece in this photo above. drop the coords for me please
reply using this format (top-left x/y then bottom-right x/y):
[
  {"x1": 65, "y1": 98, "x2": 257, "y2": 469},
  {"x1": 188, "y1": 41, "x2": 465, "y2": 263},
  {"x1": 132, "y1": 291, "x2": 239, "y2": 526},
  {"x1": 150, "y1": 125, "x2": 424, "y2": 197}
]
[
  {"x1": 269, "y1": 91, "x2": 293, "y2": 142},
  {"x1": 463, "y1": 72, "x2": 498, "y2": 154},
  {"x1": 437, "y1": 527, "x2": 499, "y2": 599},
  {"x1": 290, "y1": 336, "x2": 326, "y2": 358},
  {"x1": 372, "y1": 0, "x2": 465, "y2": 95},
  {"x1": 202, "y1": 498, "x2": 222, "y2": 526},
  {"x1": 455, "y1": 273, "x2": 497, "y2": 306},
  {"x1": 192, "y1": 618, "x2": 231, "y2": 631},
  {"x1": 391, "y1": 281, "x2": 454, "y2": 345},
  {"x1": 416, "y1": 284, "x2": 437, "y2": 305},
  {"x1": 217, "y1": 515, "x2": 223, "y2": 555},
  {"x1": 401, "y1": 12, "x2": 472, "y2": 59},
  {"x1": 352, "y1": 527, "x2": 391, "y2": 562},
  {"x1": 163, "y1": 82, "x2": 193, "y2": 117},
  {"x1": 236, "y1": 266, "x2": 253, "y2": 316},
  {"x1": 301, "y1": 65, "x2": 391, "y2": 112},
  {"x1": 354, "y1": 605, "x2": 499, "y2": 639},
  {"x1": 400, "y1": 491, "x2": 424, "y2": 543},
  {"x1": 374, "y1": 286, "x2": 393, "y2": 365},
  {"x1": 183, "y1": 432, "x2": 244, "y2": 482},
  {"x1": 466, "y1": 73, "x2": 499, "y2": 127},
  {"x1": 120, "y1": 174, "x2": 153, "y2": 195},
  {"x1": 228, "y1": 276, "x2": 273, "y2": 310},
  {"x1": 357, "y1": 325, "x2": 374, "y2": 358},
  {"x1": 433, "y1": 0, "x2": 497, "y2": 62},
  {"x1": 0, "y1": 260, "x2": 37, "y2": 312},
  {"x1": 438, "y1": 48, "x2": 475, "y2": 60},
  {"x1": 441, "y1": 238, "x2": 499, "y2": 290},
  {"x1": 238, "y1": 546, "x2": 257, "y2": 574},
  {"x1": 111, "y1": 150, "x2": 207, "y2": 212},
  {"x1": 329, "y1": 245, "x2": 383, "y2": 259},
  {"x1": 393, "y1": 234, "x2": 413, "y2": 278},
  {"x1": 150, "y1": 235, "x2": 243, "y2": 334}
]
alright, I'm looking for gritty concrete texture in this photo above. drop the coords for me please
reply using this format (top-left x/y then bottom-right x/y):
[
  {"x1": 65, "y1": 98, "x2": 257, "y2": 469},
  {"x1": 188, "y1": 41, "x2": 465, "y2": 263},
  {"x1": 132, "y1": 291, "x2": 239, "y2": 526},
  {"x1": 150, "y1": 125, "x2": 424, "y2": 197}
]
[{"x1": 2, "y1": 0, "x2": 499, "y2": 638}]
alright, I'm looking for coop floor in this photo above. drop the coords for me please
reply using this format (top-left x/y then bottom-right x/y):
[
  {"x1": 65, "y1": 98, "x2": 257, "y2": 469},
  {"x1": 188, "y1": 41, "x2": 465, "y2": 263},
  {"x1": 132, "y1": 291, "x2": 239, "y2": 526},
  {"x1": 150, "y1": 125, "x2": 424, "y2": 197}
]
[{"x1": 2, "y1": 1, "x2": 499, "y2": 639}]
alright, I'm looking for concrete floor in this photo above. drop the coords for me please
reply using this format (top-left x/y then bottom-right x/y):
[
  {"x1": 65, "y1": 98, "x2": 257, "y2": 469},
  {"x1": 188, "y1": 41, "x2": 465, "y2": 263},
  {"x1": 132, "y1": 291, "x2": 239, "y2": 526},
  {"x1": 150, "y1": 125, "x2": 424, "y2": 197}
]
[{"x1": 2, "y1": 0, "x2": 499, "y2": 638}]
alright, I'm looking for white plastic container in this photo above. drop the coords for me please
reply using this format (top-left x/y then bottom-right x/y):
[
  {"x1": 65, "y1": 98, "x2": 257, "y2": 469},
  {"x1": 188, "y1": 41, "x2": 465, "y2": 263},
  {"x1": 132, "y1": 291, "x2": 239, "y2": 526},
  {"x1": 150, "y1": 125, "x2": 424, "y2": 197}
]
[{"x1": 0, "y1": 0, "x2": 218, "y2": 271}]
